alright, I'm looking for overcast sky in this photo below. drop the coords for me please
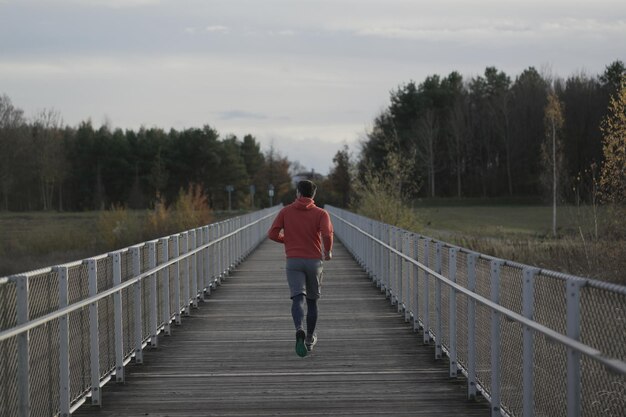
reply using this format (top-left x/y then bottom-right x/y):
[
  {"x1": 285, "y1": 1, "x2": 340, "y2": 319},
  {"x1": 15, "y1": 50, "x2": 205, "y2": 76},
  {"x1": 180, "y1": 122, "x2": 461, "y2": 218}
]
[{"x1": 1, "y1": 0, "x2": 624, "y2": 174}]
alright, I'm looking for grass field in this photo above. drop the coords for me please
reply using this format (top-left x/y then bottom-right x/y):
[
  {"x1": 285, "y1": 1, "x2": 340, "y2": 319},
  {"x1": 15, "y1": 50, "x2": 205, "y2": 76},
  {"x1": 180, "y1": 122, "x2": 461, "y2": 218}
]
[
  {"x1": 1, "y1": 205, "x2": 624, "y2": 284},
  {"x1": 414, "y1": 204, "x2": 624, "y2": 284},
  {"x1": 418, "y1": 205, "x2": 600, "y2": 238},
  {"x1": 0, "y1": 210, "x2": 242, "y2": 277}
]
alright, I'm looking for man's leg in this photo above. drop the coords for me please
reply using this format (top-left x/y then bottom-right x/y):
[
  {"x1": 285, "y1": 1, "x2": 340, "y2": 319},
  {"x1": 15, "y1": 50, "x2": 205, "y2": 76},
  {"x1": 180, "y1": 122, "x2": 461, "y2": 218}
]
[
  {"x1": 305, "y1": 297, "x2": 318, "y2": 351},
  {"x1": 306, "y1": 297, "x2": 318, "y2": 335},
  {"x1": 291, "y1": 294, "x2": 306, "y2": 331},
  {"x1": 292, "y1": 294, "x2": 308, "y2": 357}
]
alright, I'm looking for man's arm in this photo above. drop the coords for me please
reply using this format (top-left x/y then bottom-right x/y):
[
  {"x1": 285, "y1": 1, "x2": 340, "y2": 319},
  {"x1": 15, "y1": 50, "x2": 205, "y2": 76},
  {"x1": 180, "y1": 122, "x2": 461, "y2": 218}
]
[
  {"x1": 321, "y1": 211, "x2": 334, "y2": 260},
  {"x1": 268, "y1": 210, "x2": 285, "y2": 244}
]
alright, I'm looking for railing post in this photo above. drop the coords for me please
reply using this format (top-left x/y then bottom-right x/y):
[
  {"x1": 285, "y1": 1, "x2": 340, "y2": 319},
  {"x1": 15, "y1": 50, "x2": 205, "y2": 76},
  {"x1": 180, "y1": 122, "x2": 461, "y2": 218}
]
[
  {"x1": 148, "y1": 241, "x2": 158, "y2": 347},
  {"x1": 566, "y1": 279, "x2": 582, "y2": 417},
  {"x1": 448, "y1": 248, "x2": 458, "y2": 378},
  {"x1": 194, "y1": 227, "x2": 202, "y2": 303},
  {"x1": 16, "y1": 275, "x2": 30, "y2": 417},
  {"x1": 210, "y1": 224, "x2": 218, "y2": 287},
  {"x1": 160, "y1": 238, "x2": 171, "y2": 335},
  {"x1": 522, "y1": 267, "x2": 538, "y2": 417},
  {"x1": 112, "y1": 252, "x2": 124, "y2": 383},
  {"x1": 421, "y1": 238, "x2": 430, "y2": 344},
  {"x1": 435, "y1": 242, "x2": 442, "y2": 360},
  {"x1": 216, "y1": 223, "x2": 223, "y2": 284},
  {"x1": 412, "y1": 234, "x2": 420, "y2": 331},
  {"x1": 87, "y1": 260, "x2": 101, "y2": 406},
  {"x1": 182, "y1": 232, "x2": 191, "y2": 313},
  {"x1": 189, "y1": 229, "x2": 199, "y2": 308},
  {"x1": 131, "y1": 247, "x2": 143, "y2": 365},
  {"x1": 58, "y1": 266, "x2": 70, "y2": 417},
  {"x1": 391, "y1": 227, "x2": 398, "y2": 307},
  {"x1": 467, "y1": 253, "x2": 478, "y2": 400},
  {"x1": 172, "y1": 235, "x2": 181, "y2": 325},
  {"x1": 374, "y1": 222, "x2": 381, "y2": 287},
  {"x1": 366, "y1": 219, "x2": 375, "y2": 278},
  {"x1": 403, "y1": 232, "x2": 410, "y2": 322},
  {"x1": 203, "y1": 226, "x2": 210, "y2": 297},
  {"x1": 490, "y1": 260, "x2": 503, "y2": 416},
  {"x1": 384, "y1": 224, "x2": 390, "y2": 296}
]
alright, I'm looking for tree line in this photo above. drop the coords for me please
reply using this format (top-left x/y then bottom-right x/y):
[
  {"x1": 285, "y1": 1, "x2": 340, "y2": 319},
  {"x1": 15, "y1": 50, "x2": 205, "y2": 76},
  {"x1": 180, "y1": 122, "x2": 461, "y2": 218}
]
[
  {"x1": 358, "y1": 60, "x2": 625, "y2": 203},
  {"x1": 0, "y1": 101, "x2": 295, "y2": 212}
]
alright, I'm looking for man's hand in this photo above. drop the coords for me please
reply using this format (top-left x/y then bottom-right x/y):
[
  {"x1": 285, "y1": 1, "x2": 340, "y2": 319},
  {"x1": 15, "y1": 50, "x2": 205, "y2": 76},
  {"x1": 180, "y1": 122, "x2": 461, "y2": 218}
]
[{"x1": 324, "y1": 250, "x2": 332, "y2": 261}]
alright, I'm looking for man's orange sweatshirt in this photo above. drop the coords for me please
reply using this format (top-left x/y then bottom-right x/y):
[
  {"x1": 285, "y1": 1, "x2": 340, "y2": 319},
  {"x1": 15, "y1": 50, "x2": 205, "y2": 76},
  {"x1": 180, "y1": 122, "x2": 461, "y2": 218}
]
[{"x1": 268, "y1": 197, "x2": 334, "y2": 259}]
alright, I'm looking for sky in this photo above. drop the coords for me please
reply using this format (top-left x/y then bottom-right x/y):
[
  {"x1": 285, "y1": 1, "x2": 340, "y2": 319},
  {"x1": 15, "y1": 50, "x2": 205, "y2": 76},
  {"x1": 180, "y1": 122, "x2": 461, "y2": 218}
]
[{"x1": 1, "y1": 0, "x2": 625, "y2": 175}]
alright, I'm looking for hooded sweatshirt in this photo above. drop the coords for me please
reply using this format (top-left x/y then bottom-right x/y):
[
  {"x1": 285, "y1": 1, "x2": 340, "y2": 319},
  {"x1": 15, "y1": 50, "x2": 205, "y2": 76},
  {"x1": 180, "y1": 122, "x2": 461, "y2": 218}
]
[{"x1": 268, "y1": 197, "x2": 334, "y2": 259}]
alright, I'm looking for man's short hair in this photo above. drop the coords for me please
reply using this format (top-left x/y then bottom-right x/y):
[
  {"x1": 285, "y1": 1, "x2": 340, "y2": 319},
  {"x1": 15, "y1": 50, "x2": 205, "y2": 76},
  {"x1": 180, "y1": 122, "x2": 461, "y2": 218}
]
[{"x1": 297, "y1": 180, "x2": 317, "y2": 198}]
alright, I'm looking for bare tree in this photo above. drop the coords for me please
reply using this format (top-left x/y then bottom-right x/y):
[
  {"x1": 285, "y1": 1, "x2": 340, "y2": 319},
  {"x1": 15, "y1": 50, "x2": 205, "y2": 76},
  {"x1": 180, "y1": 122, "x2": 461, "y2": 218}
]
[
  {"x1": 0, "y1": 94, "x2": 26, "y2": 210},
  {"x1": 32, "y1": 108, "x2": 65, "y2": 210},
  {"x1": 415, "y1": 109, "x2": 438, "y2": 197},
  {"x1": 449, "y1": 94, "x2": 469, "y2": 197},
  {"x1": 543, "y1": 90, "x2": 565, "y2": 236}
]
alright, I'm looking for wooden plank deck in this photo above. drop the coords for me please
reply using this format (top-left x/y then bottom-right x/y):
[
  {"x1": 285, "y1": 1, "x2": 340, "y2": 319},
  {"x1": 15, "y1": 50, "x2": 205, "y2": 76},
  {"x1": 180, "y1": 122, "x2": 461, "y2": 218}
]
[{"x1": 74, "y1": 239, "x2": 489, "y2": 416}]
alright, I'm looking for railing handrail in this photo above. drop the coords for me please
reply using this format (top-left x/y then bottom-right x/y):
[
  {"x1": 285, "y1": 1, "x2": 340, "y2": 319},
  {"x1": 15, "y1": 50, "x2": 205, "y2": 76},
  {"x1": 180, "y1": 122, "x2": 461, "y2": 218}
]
[
  {"x1": 328, "y1": 209, "x2": 626, "y2": 376},
  {"x1": 0, "y1": 216, "x2": 268, "y2": 281},
  {"x1": 326, "y1": 205, "x2": 626, "y2": 417},
  {"x1": 0, "y1": 209, "x2": 278, "y2": 343},
  {"x1": 0, "y1": 205, "x2": 281, "y2": 417}
]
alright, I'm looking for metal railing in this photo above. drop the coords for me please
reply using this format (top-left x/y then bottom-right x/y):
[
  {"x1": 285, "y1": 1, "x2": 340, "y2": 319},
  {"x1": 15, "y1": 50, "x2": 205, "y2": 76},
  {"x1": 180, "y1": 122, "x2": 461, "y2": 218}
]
[
  {"x1": 0, "y1": 206, "x2": 280, "y2": 417},
  {"x1": 326, "y1": 206, "x2": 626, "y2": 417}
]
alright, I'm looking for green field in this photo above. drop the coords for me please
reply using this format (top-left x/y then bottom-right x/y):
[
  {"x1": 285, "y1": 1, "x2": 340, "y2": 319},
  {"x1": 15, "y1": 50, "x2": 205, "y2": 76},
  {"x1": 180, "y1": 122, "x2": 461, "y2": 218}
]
[
  {"x1": 1, "y1": 205, "x2": 623, "y2": 284},
  {"x1": 413, "y1": 204, "x2": 624, "y2": 284},
  {"x1": 418, "y1": 205, "x2": 601, "y2": 238},
  {"x1": 0, "y1": 210, "x2": 242, "y2": 277}
]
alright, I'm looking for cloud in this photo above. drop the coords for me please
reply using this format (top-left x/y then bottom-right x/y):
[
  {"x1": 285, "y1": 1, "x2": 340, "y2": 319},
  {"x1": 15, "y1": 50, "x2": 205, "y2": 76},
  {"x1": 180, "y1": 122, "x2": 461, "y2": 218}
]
[
  {"x1": 216, "y1": 110, "x2": 268, "y2": 120},
  {"x1": 205, "y1": 25, "x2": 229, "y2": 34}
]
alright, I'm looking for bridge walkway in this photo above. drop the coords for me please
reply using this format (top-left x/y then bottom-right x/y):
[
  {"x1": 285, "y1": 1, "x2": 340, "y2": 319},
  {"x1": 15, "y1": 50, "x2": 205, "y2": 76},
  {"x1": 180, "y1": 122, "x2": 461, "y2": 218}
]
[{"x1": 73, "y1": 239, "x2": 489, "y2": 416}]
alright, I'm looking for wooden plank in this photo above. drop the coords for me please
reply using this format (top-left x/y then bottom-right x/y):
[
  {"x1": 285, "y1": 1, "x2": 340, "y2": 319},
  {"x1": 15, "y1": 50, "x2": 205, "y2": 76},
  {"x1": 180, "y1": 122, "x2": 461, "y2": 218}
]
[{"x1": 73, "y1": 240, "x2": 489, "y2": 416}]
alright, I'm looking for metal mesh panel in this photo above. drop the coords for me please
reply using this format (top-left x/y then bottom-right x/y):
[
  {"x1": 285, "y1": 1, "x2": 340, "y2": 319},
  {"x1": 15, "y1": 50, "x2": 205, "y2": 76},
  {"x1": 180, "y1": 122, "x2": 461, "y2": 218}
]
[
  {"x1": 121, "y1": 251, "x2": 135, "y2": 360},
  {"x1": 169, "y1": 262, "x2": 176, "y2": 319},
  {"x1": 141, "y1": 245, "x2": 151, "y2": 342},
  {"x1": 28, "y1": 272, "x2": 60, "y2": 417},
  {"x1": 440, "y1": 245, "x2": 451, "y2": 350},
  {"x1": 68, "y1": 264, "x2": 91, "y2": 404},
  {"x1": 97, "y1": 257, "x2": 115, "y2": 378},
  {"x1": 474, "y1": 257, "x2": 493, "y2": 391},
  {"x1": 427, "y1": 243, "x2": 437, "y2": 339},
  {"x1": 0, "y1": 280, "x2": 18, "y2": 417},
  {"x1": 580, "y1": 285, "x2": 626, "y2": 416},
  {"x1": 533, "y1": 275, "x2": 567, "y2": 417},
  {"x1": 498, "y1": 265, "x2": 525, "y2": 416},
  {"x1": 156, "y1": 240, "x2": 165, "y2": 329},
  {"x1": 168, "y1": 239, "x2": 179, "y2": 318},
  {"x1": 455, "y1": 250, "x2": 470, "y2": 372}
]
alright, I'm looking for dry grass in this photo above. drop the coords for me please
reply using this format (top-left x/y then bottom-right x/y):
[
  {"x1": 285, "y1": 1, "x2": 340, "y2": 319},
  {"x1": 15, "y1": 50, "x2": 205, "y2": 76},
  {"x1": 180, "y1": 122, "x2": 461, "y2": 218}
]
[
  {"x1": 0, "y1": 186, "x2": 240, "y2": 277},
  {"x1": 418, "y1": 204, "x2": 626, "y2": 284}
]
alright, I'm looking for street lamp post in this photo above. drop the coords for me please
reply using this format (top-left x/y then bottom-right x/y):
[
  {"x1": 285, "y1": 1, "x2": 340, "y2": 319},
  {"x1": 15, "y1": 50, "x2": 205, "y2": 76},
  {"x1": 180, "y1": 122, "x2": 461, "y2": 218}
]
[
  {"x1": 268, "y1": 184, "x2": 274, "y2": 206},
  {"x1": 225, "y1": 185, "x2": 234, "y2": 211}
]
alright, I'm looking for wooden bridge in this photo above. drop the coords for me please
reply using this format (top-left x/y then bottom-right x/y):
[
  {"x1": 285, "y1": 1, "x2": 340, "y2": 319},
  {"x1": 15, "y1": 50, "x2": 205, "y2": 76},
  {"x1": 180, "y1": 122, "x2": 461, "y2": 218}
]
[
  {"x1": 2, "y1": 206, "x2": 624, "y2": 417},
  {"x1": 72, "y1": 239, "x2": 489, "y2": 416}
]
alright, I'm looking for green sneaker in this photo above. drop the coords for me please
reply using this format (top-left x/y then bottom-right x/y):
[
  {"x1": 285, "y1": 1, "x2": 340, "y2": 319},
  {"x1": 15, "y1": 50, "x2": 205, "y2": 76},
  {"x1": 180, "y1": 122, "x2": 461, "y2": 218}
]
[
  {"x1": 295, "y1": 329, "x2": 307, "y2": 357},
  {"x1": 305, "y1": 334, "x2": 317, "y2": 352}
]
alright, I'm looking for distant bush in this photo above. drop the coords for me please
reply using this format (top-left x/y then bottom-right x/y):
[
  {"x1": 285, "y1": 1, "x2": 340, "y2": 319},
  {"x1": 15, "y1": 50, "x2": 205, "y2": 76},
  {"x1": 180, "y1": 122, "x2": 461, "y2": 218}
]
[
  {"x1": 352, "y1": 150, "x2": 423, "y2": 231},
  {"x1": 97, "y1": 204, "x2": 143, "y2": 249}
]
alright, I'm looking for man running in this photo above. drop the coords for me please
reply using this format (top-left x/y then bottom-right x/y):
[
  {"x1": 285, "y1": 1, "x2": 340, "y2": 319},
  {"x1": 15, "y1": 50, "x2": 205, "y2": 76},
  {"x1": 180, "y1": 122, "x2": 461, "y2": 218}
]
[{"x1": 268, "y1": 180, "x2": 334, "y2": 357}]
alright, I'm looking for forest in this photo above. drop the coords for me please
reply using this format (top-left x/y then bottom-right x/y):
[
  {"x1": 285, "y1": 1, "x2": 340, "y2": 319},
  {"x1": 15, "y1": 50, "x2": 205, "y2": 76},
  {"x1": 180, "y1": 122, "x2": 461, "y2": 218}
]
[
  {"x1": 358, "y1": 60, "x2": 625, "y2": 204},
  {"x1": 0, "y1": 111, "x2": 295, "y2": 212},
  {"x1": 0, "y1": 60, "x2": 624, "y2": 214}
]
